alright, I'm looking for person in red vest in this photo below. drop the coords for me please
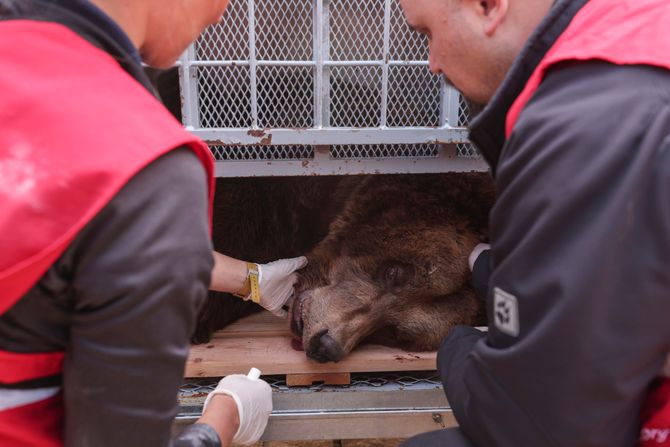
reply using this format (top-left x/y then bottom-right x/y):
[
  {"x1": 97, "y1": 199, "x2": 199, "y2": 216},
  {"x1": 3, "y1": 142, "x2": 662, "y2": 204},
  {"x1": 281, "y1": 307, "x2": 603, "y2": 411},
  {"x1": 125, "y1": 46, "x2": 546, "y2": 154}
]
[
  {"x1": 396, "y1": 0, "x2": 670, "y2": 446},
  {"x1": 0, "y1": 0, "x2": 306, "y2": 446}
]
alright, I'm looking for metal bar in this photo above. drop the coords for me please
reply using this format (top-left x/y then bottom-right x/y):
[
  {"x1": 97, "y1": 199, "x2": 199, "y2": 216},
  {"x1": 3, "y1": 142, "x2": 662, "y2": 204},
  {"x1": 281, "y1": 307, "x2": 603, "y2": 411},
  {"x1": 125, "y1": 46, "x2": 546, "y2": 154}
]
[
  {"x1": 327, "y1": 60, "x2": 428, "y2": 66},
  {"x1": 212, "y1": 151, "x2": 488, "y2": 178},
  {"x1": 314, "y1": 0, "x2": 324, "y2": 127},
  {"x1": 179, "y1": 46, "x2": 200, "y2": 129},
  {"x1": 184, "y1": 60, "x2": 251, "y2": 67},
  {"x1": 444, "y1": 85, "x2": 462, "y2": 127},
  {"x1": 247, "y1": 0, "x2": 258, "y2": 128},
  {"x1": 321, "y1": 0, "x2": 332, "y2": 127},
  {"x1": 174, "y1": 408, "x2": 456, "y2": 441},
  {"x1": 379, "y1": 0, "x2": 393, "y2": 128},
  {"x1": 193, "y1": 127, "x2": 468, "y2": 146},
  {"x1": 183, "y1": 60, "x2": 429, "y2": 67},
  {"x1": 263, "y1": 408, "x2": 457, "y2": 441}
]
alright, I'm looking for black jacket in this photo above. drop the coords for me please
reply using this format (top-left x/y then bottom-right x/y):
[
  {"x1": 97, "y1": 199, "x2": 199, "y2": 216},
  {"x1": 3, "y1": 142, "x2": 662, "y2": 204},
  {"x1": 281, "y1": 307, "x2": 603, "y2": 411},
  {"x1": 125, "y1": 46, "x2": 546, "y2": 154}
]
[
  {"x1": 0, "y1": 1, "x2": 219, "y2": 446},
  {"x1": 439, "y1": 0, "x2": 670, "y2": 446}
]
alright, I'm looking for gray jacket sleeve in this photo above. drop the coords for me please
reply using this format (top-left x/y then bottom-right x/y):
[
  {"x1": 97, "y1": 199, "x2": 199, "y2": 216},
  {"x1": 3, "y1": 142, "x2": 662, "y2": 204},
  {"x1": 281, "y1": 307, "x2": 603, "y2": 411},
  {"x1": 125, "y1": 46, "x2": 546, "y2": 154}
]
[
  {"x1": 438, "y1": 62, "x2": 670, "y2": 447},
  {"x1": 58, "y1": 148, "x2": 216, "y2": 447}
]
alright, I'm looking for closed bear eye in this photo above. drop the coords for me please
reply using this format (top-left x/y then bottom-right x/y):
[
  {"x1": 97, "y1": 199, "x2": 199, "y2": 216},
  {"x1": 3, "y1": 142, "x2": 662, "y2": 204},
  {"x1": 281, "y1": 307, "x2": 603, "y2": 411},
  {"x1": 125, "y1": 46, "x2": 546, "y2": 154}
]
[{"x1": 381, "y1": 262, "x2": 414, "y2": 289}]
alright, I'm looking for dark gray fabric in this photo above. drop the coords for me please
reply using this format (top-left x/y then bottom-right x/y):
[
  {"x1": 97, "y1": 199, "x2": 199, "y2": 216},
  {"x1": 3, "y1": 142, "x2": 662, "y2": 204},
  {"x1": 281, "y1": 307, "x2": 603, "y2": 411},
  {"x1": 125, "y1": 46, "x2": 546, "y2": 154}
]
[
  {"x1": 471, "y1": 249, "x2": 491, "y2": 301},
  {"x1": 1, "y1": 3, "x2": 219, "y2": 445},
  {"x1": 0, "y1": 149, "x2": 215, "y2": 446},
  {"x1": 173, "y1": 424, "x2": 221, "y2": 447},
  {"x1": 468, "y1": 0, "x2": 589, "y2": 174},
  {"x1": 439, "y1": 62, "x2": 670, "y2": 447},
  {"x1": 0, "y1": 0, "x2": 33, "y2": 15},
  {"x1": 400, "y1": 428, "x2": 476, "y2": 447}
]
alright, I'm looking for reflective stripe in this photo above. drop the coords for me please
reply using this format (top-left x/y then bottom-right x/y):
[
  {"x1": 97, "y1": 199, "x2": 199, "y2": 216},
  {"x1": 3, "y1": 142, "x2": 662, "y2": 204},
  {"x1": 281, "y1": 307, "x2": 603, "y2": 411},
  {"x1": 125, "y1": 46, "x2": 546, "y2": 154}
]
[{"x1": 0, "y1": 387, "x2": 60, "y2": 411}]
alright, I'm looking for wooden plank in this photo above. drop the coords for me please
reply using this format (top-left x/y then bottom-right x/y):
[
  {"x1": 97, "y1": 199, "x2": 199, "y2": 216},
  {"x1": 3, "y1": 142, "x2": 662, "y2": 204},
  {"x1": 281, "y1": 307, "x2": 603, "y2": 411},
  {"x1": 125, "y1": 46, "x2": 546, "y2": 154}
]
[
  {"x1": 286, "y1": 372, "x2": 351, "y2": 386},
  {"x1": 186, "y1": 312, "x2": 437, "y2": 378},
  {"x1": 208, "y1": 312, "x2": 288, "y2": 339}
]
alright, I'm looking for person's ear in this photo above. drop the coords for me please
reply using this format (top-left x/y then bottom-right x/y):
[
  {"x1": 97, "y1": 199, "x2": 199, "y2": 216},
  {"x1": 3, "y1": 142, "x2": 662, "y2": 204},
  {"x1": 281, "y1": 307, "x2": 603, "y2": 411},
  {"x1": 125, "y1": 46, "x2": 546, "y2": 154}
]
[{"x1": 474, "y1": 0, "x2": 509, "y2": 36}]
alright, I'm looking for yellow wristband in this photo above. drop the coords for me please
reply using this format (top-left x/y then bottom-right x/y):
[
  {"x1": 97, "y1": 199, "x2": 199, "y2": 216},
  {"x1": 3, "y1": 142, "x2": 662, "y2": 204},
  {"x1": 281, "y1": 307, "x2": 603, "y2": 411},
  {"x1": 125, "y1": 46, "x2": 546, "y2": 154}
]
[
  {"x1": 246, "y1": 262, "x2": 261, "y2": 304},
  {"x1": 232, "y1": 262, "x2": 260, "y2": 304}
]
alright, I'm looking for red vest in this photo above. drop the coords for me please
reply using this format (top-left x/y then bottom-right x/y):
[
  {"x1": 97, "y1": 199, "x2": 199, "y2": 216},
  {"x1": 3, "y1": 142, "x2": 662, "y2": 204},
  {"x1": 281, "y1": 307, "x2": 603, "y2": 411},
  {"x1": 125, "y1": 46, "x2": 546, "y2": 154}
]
[
  {"x1": 505, "y1": 1, "x2": 670, "y2": 445},
  {"x1": 506, "y1": 0, "x2": 670, "y2": 136},
  {"x1": 0, "y1": 20, "x2": 214, "y2": 446}
]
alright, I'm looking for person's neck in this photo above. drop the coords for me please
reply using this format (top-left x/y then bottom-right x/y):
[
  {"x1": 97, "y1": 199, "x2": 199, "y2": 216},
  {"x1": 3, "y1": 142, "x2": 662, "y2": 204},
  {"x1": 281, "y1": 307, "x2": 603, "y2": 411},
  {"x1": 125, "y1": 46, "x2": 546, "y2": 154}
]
[{"x1": 87, "y1": 0, "x2": 147, "y2": 49}]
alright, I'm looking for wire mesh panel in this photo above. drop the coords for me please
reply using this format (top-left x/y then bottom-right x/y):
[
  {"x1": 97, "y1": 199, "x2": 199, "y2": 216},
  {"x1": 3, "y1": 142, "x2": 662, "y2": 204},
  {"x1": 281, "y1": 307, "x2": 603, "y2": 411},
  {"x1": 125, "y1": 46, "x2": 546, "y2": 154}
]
[
  {"x1": 255, "y1": 1, "x2": 314, "y2": 61},
  {"x1": 197, "y1": 66, "x2": 251, "y2": 129},
  {"x1": 179, "y1": 0, "x2": 484, "y2": 176},
  {"x1": 330, "y1": 0, "x2": 385, "y2": 61},
  {"x1": 330, "y1": 66, "x2": 383, "y2": 128},
  {"x1": 257, "y1": 66, "x2": 314, "y2": 128}
]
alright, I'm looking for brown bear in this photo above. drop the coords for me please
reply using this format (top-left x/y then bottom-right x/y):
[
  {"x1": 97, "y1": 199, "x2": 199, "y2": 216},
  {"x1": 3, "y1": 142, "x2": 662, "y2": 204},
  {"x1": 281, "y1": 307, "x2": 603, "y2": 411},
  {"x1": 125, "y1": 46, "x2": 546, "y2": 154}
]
[
  {"x1": 147, "y1": 66, "x2": 494, "y2": 361},
  {"x1": 289, "y1": 173, "x2": 492, "y2": 362},
  {"x1": 193, "y1": 173, "x2": 494, "y2": 365}
]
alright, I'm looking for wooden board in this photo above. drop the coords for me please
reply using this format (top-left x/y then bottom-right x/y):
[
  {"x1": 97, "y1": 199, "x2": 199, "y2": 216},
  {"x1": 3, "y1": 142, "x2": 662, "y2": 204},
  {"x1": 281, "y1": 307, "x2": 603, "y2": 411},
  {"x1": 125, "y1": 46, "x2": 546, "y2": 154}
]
[{"x1": 185, "y1": 312, "x2": 437, "y2": 378}]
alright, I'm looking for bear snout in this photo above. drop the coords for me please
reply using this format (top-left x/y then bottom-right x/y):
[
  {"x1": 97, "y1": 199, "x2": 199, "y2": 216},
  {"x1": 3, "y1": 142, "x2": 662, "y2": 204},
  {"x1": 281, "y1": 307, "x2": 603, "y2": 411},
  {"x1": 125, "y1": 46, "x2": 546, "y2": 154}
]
[{"x1": 306, "y1": 329, "x2": 345, "y2": 363}]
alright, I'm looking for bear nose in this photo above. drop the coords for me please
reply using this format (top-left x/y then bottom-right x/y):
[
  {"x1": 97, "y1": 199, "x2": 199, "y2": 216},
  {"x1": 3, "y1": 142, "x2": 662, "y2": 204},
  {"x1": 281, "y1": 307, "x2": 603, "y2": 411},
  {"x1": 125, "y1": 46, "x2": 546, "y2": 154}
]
[{"x1": 310, "y1": 330, "x2": 345, "y2": 363}]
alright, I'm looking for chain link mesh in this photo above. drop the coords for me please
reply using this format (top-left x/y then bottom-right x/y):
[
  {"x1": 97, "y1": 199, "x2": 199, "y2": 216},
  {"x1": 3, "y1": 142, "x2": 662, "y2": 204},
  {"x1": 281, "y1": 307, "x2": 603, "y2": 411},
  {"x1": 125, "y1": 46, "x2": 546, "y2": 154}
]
[
  {"x1": 330, "y1": 66, "x2": 382, "y2": 128},
  {"x1": 179, "y1": 371, "x2": 441, "y2": 398},
  {"x1": 256, "y1": 0, "x2": 313, "y2": 61},
  {"x1": 257, "y1": 66, "x2": 314, "y2": 128},
  {"x1": 330, "y1": 0, "x2": 385, "y2": 61},
  {"x1": 196, "y1": 1, "x2": 248, "y2": 61},
  {"x1": 185, "y1": 0, "x2": 477, "y2": 163},
  {"x1": 387, "y1": 66, "x2": 440, "y2": 127},
  {"x1": 197, "y1": 66, "x2": 251, "y2": 129},
  {"x1": 389, "y1": 0, "x2": 429, "y2": 61},
  {"x1": 330, "y1": 144, "x2": 438, "y2": 159},
  {"x1": 210, "y1": 145, "x2": 314, "y2": 161}
]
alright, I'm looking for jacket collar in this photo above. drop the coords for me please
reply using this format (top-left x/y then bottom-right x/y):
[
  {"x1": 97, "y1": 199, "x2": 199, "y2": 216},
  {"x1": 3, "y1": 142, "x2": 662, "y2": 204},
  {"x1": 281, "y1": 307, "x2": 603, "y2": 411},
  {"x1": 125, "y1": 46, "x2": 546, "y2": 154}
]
[
  {"x1": 3, "y1": 0, "x2": 153, "y2": 93},
  {"x1": 468, "y1": 0, "x2": 589, "y2": 175}
]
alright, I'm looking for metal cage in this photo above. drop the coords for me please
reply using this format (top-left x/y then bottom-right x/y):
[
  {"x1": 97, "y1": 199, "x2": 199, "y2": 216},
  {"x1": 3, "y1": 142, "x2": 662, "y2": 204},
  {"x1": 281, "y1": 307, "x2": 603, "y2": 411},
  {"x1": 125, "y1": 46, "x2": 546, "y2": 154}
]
[{"x1": 178, "y1": 0, "x2": 486, "y2": 177}]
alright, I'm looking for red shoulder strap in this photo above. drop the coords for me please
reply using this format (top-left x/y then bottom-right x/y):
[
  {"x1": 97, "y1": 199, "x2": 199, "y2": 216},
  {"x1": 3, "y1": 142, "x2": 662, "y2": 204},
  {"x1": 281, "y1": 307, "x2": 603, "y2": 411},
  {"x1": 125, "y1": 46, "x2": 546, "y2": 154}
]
[
  {"x1": 506, "y1": 0, "x2": 670, "y2": 138},
  {"x1": 0, "y1": 20, "x2": 214, "y2": 314}
]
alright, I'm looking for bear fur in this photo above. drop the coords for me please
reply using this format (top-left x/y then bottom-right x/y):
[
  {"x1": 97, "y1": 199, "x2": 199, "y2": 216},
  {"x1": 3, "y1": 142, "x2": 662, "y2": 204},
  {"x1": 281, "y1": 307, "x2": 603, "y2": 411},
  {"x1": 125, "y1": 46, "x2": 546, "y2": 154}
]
[
  {"x1": 194, "y1": 173, "x2": 494, "y2": 364},
  {"x1": 290, "y1": 173, "x2": 493, "y2": 362},
  {"x1": 146, "y1": 67, "x2": 494, "y2": 359}
]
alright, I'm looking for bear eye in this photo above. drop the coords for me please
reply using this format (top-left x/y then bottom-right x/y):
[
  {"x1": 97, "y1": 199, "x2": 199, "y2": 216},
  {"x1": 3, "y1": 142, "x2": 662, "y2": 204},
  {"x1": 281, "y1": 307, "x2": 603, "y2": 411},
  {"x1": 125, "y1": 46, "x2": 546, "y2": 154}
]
[
  {"x1": 386, "y1": 266, "x2": 399, "y2": 283},
  {"x1": 383, "y1": 262, "x2": 413, "y2": 288}
]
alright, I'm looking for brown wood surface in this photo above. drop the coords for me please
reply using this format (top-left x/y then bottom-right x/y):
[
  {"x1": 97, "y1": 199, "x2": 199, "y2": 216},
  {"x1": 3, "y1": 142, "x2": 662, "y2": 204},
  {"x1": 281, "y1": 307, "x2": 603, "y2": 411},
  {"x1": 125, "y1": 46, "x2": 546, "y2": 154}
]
[
  {"x1": 185, "y1": 312, "x2": 437, "y2": 378},
  {"x1": 286, "y1": 372, "x2": 351, "y2": 386}
]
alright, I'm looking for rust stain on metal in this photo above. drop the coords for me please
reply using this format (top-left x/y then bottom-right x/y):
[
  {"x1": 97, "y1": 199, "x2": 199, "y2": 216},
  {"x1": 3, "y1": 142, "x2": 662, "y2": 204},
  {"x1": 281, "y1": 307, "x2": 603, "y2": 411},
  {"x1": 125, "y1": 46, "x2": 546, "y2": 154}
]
[{"x1": 246, "y1": 129, "x2": 273, "y2": 145}]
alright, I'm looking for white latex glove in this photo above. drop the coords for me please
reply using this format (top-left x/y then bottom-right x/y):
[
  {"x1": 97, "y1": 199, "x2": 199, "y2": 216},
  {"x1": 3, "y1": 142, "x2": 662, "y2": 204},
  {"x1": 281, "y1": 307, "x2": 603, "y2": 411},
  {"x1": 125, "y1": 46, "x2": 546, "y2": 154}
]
[
  {"x1": 255, "y1": 256, "x2": 308, "y2": 318},
  {"x1": 203, "y1": 368, "x2": 272, "y2": 445},
  {"x1": 468, "y1": 243, "x2": 491, "y2": 272}
]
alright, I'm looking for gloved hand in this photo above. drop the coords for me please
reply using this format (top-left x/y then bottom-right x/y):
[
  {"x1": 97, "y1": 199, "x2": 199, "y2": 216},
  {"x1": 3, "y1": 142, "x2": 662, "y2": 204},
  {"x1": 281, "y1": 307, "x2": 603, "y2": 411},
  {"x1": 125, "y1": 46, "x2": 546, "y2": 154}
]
[
  {"x1": 255, "y1": 256, "x2": 308, "y2": 318},
  {"x1": 468, "y1": 243, "x2": 491, "y2": 272},
  {"x1": 203, "y1": 369, "x2": 272, "y2": 445}
]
